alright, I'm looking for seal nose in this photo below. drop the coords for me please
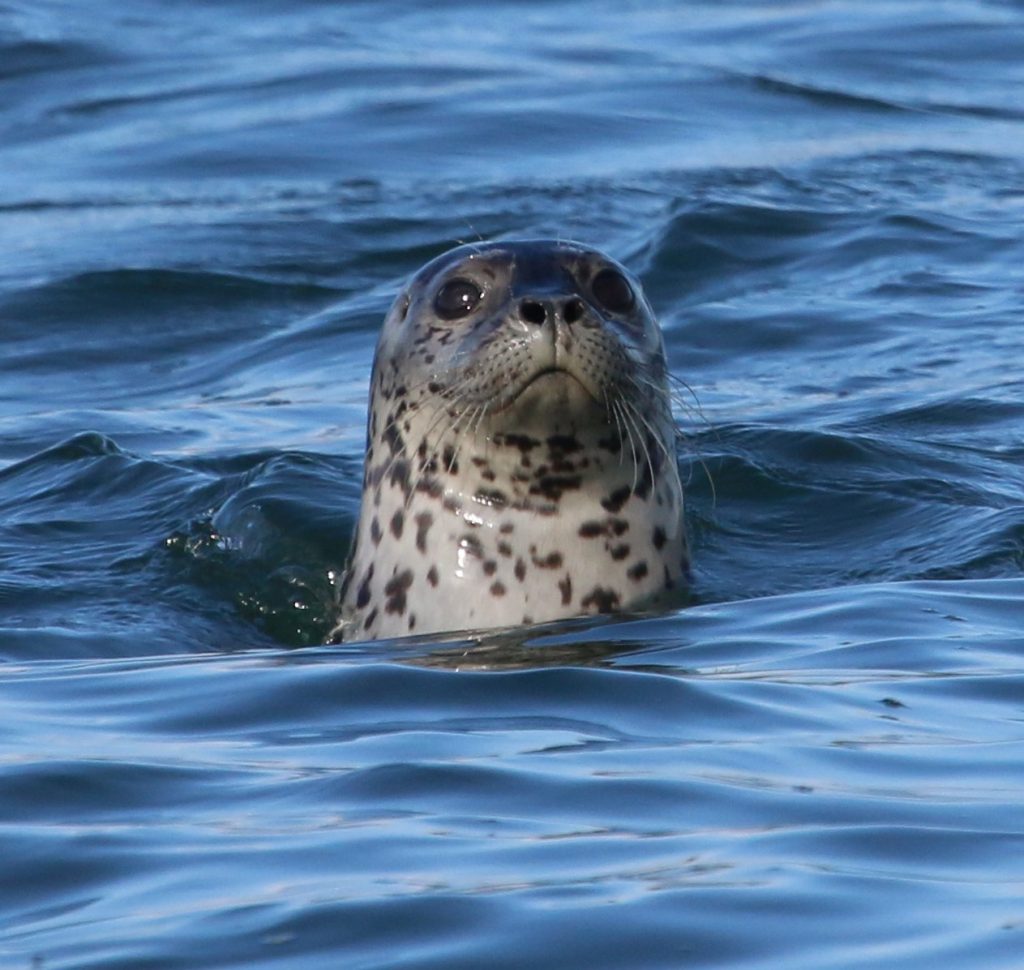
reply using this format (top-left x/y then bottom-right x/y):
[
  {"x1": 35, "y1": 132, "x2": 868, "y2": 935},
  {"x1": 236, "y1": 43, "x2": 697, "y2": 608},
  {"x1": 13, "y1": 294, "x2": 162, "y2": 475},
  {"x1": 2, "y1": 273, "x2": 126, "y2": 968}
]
[{"x1": 518, "y1": 297, "x2": 586, "y2": 326}]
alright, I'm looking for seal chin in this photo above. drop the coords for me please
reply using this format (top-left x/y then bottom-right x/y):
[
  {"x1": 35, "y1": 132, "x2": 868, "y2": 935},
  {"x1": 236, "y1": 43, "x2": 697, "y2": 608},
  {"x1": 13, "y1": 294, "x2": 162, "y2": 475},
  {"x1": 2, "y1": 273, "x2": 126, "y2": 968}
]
[
  {"x1": 494, "y1": 368, "x2": 604, "y2": 432},
  {"x1": 520, "y1": 366, "x2": 593, "y2": 398}
]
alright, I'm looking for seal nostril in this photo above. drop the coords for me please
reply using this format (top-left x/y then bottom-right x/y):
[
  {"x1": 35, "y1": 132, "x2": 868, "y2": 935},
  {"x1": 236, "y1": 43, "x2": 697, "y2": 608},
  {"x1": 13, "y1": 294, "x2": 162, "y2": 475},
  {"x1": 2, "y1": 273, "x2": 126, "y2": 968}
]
[
  {"x1": 563, "y1": 298, "x2": 584, "y2": 324},
  {"x1": 520, "y1": 300, "x2": 547, "y2": 325}
]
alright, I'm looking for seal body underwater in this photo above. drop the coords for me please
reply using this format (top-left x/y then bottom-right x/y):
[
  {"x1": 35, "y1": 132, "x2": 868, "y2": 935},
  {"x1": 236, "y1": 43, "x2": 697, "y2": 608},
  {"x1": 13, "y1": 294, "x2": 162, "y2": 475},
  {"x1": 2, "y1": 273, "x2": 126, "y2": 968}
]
[{"x1": 332, "y1": 239, "x2": 688, "y2": 642}]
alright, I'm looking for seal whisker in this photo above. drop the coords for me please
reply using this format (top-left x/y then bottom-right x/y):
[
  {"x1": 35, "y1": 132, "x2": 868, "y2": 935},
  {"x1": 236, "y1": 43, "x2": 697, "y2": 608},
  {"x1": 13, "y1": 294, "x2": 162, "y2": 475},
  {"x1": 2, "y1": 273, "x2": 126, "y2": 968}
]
[
  {"x1": 445, "y1": 403, "x2": 481, "y2": 474},
  {"x1": 622, "y1": 400, "x2": 650, "y2": 495},
  {"x1": 631, "y1": 372, "x2": 715, "y2": 507},
  {"x1": 427, "y1": 392, "x2": 476, "y2": 461},
  {"x1": 456, "y1": 403, "x2": 491, "y2": 471},
  {"x1": 400, "y1": 389, "x2": 488, "y2": 507},
  {"x1": 603, "y1": 385, "x2": 628, "y2": 468},
  {"x1": 620, "y1": 388, "x2": 679, "y2": 502},
  {"x1": 622, "y1": 375, "x2": 677, "y2": 461},
  {"x1": 612, "y1": 398, "x2": 641, "y2": 493},
  {"x1": 401, "y1": 401, "x2": 461, "y2": 502},
  {"x1": 369, "y1": 372, "x2": 460, "y2": 448},
  {"x1": 371, "y1": 375, "x2": 479, "y2": 502},
  {"x1": 665, "y1": 371, "x2": 712, "y2": 431}
]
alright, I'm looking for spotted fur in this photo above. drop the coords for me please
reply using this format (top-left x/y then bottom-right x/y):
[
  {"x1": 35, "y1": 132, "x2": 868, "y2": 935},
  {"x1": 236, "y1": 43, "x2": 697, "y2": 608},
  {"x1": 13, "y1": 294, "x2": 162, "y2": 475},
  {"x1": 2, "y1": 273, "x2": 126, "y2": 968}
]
[{"x1": 331, "y1": 239, "x2": 688, "y2": 641}]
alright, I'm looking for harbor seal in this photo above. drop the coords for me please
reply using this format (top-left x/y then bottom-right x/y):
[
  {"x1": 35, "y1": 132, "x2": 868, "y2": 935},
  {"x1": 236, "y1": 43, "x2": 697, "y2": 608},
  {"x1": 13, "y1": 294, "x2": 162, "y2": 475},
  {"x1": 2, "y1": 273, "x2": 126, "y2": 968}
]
[{"x1": 332, "y1": 239, "x2": 688, "y2": 642}]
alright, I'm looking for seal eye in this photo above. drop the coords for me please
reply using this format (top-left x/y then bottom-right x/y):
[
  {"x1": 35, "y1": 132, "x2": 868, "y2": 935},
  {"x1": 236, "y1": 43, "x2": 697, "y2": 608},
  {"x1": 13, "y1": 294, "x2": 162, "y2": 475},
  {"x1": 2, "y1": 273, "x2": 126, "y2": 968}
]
[
  {"x1": 434, "y1": 277, "x2": 483, "y2": 320},
  {"x1": 591, "y1": 268, "x2": 635, "y2": 314}
]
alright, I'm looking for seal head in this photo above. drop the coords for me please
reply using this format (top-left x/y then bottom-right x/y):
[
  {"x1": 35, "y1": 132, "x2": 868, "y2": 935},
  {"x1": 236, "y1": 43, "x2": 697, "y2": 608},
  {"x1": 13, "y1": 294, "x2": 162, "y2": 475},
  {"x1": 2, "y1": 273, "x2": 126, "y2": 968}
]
[{"x1": 334, "y1": 239, "x2": 688, "y2": 641}]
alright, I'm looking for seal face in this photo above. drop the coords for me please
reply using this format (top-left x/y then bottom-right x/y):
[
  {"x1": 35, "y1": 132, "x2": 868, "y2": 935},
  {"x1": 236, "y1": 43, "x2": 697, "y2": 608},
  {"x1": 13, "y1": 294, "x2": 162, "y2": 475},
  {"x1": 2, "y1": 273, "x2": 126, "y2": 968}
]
[{"x1": 333, "y1": 239, "x2": 688, "y2": 641}]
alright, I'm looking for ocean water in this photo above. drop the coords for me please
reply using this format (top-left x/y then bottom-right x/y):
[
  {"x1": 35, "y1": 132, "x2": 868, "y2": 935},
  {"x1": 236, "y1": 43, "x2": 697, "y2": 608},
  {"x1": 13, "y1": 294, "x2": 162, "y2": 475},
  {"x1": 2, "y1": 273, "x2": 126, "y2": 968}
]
[{"x1": 2, "y1": 1, "x2": 1024, "y2": 967}]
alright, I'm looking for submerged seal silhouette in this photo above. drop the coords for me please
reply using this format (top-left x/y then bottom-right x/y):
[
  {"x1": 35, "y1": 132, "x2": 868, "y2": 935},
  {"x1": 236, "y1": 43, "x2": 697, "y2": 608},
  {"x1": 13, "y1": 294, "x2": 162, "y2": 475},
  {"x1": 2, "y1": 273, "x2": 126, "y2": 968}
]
[{"x1": 332, "y1": 239, "x2": 688, "y2": 641}]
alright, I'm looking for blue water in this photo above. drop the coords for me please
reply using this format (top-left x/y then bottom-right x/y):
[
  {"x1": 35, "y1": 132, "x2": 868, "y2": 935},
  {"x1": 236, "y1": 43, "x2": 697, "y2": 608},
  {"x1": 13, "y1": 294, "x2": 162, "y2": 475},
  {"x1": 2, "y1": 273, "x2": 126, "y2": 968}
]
[{"x1": 2, "y1": 1, "x2": 1024, "y2": 967}]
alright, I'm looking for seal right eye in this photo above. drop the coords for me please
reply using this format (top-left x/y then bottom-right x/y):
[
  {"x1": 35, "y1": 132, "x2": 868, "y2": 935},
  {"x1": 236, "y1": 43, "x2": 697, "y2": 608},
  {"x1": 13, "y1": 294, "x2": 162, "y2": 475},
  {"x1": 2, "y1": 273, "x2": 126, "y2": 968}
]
[
  {"x1": 434, "y1": 278, "x2": 482, "y2": 320},
  {"x1": 591, "y1": 268, "x2": 635, "y2": 314}
]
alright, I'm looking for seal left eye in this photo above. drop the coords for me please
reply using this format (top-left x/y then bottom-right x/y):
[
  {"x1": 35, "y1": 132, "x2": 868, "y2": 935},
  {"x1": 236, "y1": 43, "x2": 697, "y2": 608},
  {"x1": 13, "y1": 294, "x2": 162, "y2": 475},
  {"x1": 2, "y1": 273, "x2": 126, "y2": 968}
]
[
  {"x1": 435, "y1": 278, "x2": 483, "y2": 320},
  {"x1": 591, "y1": 268, "x2": 635, "y2": 314}
]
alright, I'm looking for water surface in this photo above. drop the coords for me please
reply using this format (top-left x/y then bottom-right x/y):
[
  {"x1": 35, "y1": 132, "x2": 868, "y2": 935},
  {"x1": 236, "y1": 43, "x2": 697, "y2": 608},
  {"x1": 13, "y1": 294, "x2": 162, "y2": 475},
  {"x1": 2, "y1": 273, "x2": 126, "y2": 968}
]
[{"x1": 2, "y1": 1, "x2": 1024, "y2": 967}]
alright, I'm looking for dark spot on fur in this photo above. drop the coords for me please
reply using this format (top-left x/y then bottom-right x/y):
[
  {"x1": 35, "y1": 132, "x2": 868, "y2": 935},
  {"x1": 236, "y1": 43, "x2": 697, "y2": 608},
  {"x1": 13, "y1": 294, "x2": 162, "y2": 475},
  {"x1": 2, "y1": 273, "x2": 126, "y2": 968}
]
[
  {"x1": 490, "y1": 581, "x2": 506, "y2": 597},
  {"x1": 389, "y1": 458, "x2": 411, "y2": 495},
  {"x1": 499, "y1": 433, "x2": 539, "y2": 452},
  {"x1": 627, "y1": 561, "x2": 649, "y2": 581},
  {"x1": 558, "y1": 574, "x2": 572, "y2": 606},
  {"x1": 579, "y1": 520, "x2": 604, "y2": 538},
  {"x1": 414, "y1": 511, "x2": 433, "y2": 553},
  {"x1": 483, "y1": 560, "x2": 497, "y2": 576},
  {"x1": 363, "y1": 607, "x2": 378, "y2": 631},
  {"x1": 383, "y1": 422, "x2": 404, "y2": 457},
  {"x1": 460, "y1": 534, "x2": 483, "y2": 558},
  {"x1": 635, "y1": 463, "x2": 653, "y2": 501},
  {"x1": 427, "y1": 565, "x2": 439, "y2": 587},
  {"x1": 442, "y1": 445, "x2": 459, "y2": 474},
  {"x1": 581, "y1": 586, "x2": 620, "y2": 613},
  {"x1": 417, "y1": 476, "x2": 443, "y2": 499},
  {"x1": 610, "y1": 518, "x2": 629, "y2": 536},
  {"x1": 610, "y1": 543, "x2": 630, "y2": 561},
  {"x1": 408, "y1": 613, "x2": 416, "y2": 630},
  {"x1": 531, "y1": 551, "x2": 563, "y2": 569},
  {"x1": 530, "y1": 475, "x2": 582, "y2": 501},
  {"x1": 500, "y1": 522, "x2": 514, "y2": 534},
  {"x1": 652, "y1": 526, "x2": 667, "y2": 550},
  {"x1": 497, "y1": 540, "x2": 512, "y2": 557},
  {"x1": 515, "y1": 558, "x2": 527, "y2": 582},
  {"x1": 384, "y1": 569, "x2": 414, "y2": 615},
  {"x1": 390, "y1": 509, "x2": 404, "y2": 539},
  {"x1": 546, "y1": 434, "x2": 581, "y2": 453},
  {"x1": 601, "y1": 486, "x2": 631, "y2": 513},
  {"x1": 370, "y1": 517, "x2": 382, "y2": 545},
  {"x1": 355, "y1": 563, "x2": 375, "y2": 609}
]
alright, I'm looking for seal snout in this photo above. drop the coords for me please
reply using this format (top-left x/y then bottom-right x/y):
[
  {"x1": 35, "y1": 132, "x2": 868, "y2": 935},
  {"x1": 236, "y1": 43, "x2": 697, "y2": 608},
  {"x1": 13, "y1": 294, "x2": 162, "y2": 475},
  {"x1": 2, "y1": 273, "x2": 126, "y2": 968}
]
[{"x1": 517, "y1": 296, "x2": 586, "y2": 328}]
